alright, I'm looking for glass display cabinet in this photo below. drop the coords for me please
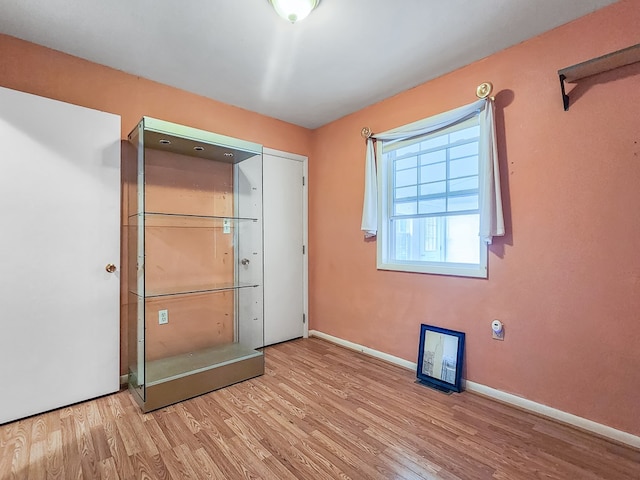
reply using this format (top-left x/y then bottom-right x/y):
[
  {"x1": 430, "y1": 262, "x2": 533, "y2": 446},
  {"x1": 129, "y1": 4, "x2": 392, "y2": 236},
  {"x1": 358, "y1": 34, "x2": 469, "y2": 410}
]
[{"x1": 127, "y1": 117, "x2": 264, "y2": 412}]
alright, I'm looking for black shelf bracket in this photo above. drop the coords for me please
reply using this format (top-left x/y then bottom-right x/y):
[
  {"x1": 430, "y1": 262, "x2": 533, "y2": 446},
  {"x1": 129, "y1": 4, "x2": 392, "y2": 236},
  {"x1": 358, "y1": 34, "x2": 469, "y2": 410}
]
[{"x1": 559, "y1": 74, "x2": 570, "y2": 111}]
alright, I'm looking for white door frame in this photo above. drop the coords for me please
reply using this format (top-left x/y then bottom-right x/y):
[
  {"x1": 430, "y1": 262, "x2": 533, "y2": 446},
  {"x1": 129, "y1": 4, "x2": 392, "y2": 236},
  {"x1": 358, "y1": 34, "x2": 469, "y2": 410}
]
[{"x1": 263, "y1": 147, "x2": 309, "y2": 339}]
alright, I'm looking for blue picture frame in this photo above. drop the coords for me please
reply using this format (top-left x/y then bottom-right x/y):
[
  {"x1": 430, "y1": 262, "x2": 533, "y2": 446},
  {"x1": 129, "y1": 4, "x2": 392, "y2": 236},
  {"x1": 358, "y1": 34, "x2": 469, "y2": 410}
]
[{"x1": 416, "y1": 324, "x2": 465, "y2": 393}]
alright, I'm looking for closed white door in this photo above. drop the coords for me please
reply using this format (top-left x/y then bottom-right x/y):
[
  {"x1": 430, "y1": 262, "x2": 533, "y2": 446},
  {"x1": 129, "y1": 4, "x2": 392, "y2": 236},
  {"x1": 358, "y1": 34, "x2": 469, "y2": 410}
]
[
  {"x1": 0, "y1": 86, "x2": 121, "y2": 424},
  {"x1": 263, "y1": 151, "x2": 306, "y2": 346}
]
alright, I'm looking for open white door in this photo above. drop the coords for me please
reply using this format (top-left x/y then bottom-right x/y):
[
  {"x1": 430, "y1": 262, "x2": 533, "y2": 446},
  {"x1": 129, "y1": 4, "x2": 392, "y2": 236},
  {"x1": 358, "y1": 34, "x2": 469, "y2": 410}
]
[
  {"x1": 0, "y1": 86, "x2": 121, "y2": 424},
  {"x1": 263, "y1": 149, "x2": 307, "y2": 346}
]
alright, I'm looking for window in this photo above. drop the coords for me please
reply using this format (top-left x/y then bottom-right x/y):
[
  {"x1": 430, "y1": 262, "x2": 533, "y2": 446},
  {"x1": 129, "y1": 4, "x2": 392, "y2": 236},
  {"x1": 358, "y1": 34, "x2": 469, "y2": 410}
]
[{"x1": 378, "y1": 115, "x2": 488, "y2": 277}]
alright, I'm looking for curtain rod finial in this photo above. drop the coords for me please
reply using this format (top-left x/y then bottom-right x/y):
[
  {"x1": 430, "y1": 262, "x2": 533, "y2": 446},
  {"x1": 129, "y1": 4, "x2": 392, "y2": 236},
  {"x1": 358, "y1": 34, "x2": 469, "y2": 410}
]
[
  {"x1": 361, "y1": 127, "x2": 372, "y2": 139},
  {"x1": 476, "y1": 82, "x2": 493, "y2": 99}
]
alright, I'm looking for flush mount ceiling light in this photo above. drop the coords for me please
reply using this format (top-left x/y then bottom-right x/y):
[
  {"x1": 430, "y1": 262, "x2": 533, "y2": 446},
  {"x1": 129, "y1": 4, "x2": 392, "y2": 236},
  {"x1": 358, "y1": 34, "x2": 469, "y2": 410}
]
[{"x1": 269, "y1": 0, "x2": 319, "y2": 23}]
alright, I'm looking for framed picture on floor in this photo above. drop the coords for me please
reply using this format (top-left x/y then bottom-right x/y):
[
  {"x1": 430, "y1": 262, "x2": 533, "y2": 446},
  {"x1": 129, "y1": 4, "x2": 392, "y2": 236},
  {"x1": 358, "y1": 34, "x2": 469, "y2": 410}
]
[{"x1": 416, "y1": 324, "x2": 465, "y2": 393}]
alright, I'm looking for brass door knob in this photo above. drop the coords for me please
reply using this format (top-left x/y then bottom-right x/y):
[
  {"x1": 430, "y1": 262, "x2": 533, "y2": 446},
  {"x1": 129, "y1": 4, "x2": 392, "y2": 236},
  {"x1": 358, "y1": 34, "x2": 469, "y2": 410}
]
[{"x1": 105, "y1": 263, "x2": 117, "y2": 273}]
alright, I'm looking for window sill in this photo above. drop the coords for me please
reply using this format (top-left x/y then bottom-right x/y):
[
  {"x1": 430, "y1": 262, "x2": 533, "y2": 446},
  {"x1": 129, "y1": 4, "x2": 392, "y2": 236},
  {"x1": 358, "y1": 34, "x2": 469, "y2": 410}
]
[{"x1": 377, "y1": 260, "x2": 487, "y2": 278}]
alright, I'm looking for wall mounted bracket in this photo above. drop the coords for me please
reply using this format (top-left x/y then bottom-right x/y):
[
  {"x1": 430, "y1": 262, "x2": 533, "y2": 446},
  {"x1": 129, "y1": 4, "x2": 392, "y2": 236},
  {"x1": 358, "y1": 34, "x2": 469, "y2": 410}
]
[
  {"x1": 559, "y1": 74, "x2": 570, "y2": 111},
  {"x1": 558, "y1": 43, "x2": 640, "y2": 111}
]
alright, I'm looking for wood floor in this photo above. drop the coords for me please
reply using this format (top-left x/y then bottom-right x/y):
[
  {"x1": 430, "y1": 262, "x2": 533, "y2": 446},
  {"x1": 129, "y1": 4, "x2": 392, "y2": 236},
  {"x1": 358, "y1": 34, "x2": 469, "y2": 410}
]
[{"x1": 1, "y1": 338, "x2": 638, "y2": 480}]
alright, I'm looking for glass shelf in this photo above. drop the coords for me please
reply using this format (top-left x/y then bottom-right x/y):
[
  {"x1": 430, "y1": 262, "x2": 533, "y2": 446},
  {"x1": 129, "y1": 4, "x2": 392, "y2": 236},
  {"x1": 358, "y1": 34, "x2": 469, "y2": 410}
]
[
  {"x1": 130, "y1": 281, "x2": 259, "y2": 299},
  {"x1": 128, "y1": 212, "x2": 258, "y2": 226}
]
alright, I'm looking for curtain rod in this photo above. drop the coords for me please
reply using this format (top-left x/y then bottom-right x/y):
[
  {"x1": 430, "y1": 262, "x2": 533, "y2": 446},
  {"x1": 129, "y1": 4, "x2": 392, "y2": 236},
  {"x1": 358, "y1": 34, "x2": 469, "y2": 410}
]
[{"x1": 360, "y1": 82, "x2": 494, "y2": 139}]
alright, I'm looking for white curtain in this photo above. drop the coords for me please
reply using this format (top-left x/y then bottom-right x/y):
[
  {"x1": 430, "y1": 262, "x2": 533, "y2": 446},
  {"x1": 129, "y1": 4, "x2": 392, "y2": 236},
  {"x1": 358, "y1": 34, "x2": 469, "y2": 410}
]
[
  {"x1": 360, "y1": 98, "x2": 504, "y2": 244},
  {"x1": 361, "y1": 139, "x2": 378, "y2": 238}
]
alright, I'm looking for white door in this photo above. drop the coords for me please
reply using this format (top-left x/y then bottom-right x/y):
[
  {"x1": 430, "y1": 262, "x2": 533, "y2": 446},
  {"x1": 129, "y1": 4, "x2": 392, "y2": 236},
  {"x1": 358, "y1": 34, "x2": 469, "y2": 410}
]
[
  {"x1": 0, "y1": 86, "x2": 121, "y2": 424},
  {"x1": 263, "y1": 150, "x2": 306, "y2": 346}
]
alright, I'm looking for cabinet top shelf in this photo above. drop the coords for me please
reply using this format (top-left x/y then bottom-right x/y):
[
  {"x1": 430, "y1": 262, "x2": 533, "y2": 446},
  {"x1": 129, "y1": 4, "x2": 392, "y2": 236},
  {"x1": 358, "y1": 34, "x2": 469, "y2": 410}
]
[
  {"x1": 558, "y1": 43, "x2": 640, "y2": 83},
  {"x1": 129, "y1": 117, "x2": 263, "y2": 164}
]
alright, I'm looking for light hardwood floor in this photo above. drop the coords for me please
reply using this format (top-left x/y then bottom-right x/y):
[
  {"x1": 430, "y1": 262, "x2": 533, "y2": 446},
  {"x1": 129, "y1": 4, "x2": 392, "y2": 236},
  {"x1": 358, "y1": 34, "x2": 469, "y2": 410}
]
[{"x1": 1, "y1": 338, "x2": 638, "y2": 479}]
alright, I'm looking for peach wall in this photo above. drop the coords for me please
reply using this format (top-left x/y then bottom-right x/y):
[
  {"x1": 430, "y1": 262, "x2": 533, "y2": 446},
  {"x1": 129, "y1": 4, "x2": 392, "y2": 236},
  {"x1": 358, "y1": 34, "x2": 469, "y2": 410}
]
[
  {"x1": 0, "y1": 34, "x2": 312, "y2": 378},
  {"x1": 309, "y1": 0, "x2": 640, "y2": 436}
]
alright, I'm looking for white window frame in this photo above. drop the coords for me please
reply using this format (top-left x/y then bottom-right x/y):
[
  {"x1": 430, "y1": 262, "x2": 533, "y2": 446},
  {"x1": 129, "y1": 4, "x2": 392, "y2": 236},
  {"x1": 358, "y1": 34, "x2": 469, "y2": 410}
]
[{"x1": 377, "y1": 114, "x2": 488, "y2": 278}]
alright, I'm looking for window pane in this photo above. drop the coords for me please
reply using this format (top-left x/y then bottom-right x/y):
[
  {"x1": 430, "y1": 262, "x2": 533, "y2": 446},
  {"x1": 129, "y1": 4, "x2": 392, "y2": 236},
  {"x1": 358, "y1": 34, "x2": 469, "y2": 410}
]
[
  {"x1": 449, "y1": 176, "x2": 478, "y2": 192},
  {"x1": 419, "y1": 198, "x2": 446, "y2": 214},
  {"x1": 391, "y1": 217, "x2": 444, "y2": 262},
  {"x1": 420, "y1": 134, "x2": 448, "y2": 151},
  {"x1": 395, "y1": 185, "x2": 417, "y2": 199},
  {"x1": 448, "y1": 195, "x2": 478, "y2": 212},
  {"x1": 450, "y1": 156, "x2": 478, "y2": 178},
  {"x1": 420, "y1": 150, "x2": 446, "y2": 165},
  {"x1": 395, "y1": 156, "x2": 417, "y2": 171},
  {"x1": 395, "y1": 167, "x2": 417, "y2": 188},
  {"x1": 395, "y1": 143, "x2": 419, "y2": 157},
  {"x1": 423, "y1": 217, "x2": 439, "y2": 253},
  {"x1": 445, "y1": 215, "x2": 479, "y2": 264},
  {"x1": 449, "y1": 125, "x2": 480, "y2": 143},
  {"x1": 390, "y1": 215, "x2": 479, "y2": 264},
  {"x1": 420, "y1": 163, "x2": 446, "y2": 182},
  {"x1": 420, "y1": 181, "x2": 446, "y2": 196},
  {"x1": 395, "y1": 201, "x2": 417, "y2": 216},
  {"x1": 450, "y1": 142, "x2": 478, "y2": 159}
]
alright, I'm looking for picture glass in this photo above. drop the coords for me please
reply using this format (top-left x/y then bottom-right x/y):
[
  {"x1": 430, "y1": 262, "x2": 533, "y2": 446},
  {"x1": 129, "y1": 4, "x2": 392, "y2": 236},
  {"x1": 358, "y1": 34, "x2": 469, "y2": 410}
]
[{"x1": 422, "y1": 331, "x2": 459, "y2": 384}]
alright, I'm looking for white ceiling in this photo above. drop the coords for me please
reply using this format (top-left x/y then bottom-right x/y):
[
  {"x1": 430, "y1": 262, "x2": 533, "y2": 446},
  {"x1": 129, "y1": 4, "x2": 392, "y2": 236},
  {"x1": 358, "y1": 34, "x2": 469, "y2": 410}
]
[{"x1": 0, "y1": 0, "x2": 619, "y2": 129}]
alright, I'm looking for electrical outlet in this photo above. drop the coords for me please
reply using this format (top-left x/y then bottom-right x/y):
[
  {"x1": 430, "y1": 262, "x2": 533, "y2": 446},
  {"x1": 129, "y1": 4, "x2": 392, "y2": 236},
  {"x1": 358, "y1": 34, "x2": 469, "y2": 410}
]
[
  {"x1": 223, "y1": 219, "x2": 231, "y2": 234},
  {"x1": 158, "y1": 309, "x2": 168, "y2": 325},
  {"x1": 491, "y1": 319, "x2": 504, "y2": 340}
]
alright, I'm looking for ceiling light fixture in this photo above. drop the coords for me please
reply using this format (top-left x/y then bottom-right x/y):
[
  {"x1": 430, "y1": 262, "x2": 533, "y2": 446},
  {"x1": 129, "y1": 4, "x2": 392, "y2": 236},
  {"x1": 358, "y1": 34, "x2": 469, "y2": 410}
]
[{"x1": 269, "y1": 0, "x2": 319, "y2": 23}]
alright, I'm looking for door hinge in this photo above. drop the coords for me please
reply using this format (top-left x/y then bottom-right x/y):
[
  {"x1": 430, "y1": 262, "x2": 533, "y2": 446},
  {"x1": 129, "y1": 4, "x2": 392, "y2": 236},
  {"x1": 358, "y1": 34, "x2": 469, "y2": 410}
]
[
  {"x1": 302, "y1": 176, "x2": 305, "y2": 186},
  {"x1": 303, "y1": 313, "x2": 306, "y2": 324},
  {"x1": 302, "y1": 245, "x2": 306, "y2": 254}
]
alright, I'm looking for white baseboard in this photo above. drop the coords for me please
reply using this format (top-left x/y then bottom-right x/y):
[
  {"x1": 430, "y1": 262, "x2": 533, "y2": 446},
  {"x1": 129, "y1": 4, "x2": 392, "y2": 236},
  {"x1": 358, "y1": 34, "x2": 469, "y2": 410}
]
[
  {"x1": 463, "y1": 381, "x2": 640, "y2": 449},
  {"x1": 308, "y1": 330, "x2": 640, "y2": 449},
  {"x1": 310, "y1": 330, "x2": 416, "y2": 370}
]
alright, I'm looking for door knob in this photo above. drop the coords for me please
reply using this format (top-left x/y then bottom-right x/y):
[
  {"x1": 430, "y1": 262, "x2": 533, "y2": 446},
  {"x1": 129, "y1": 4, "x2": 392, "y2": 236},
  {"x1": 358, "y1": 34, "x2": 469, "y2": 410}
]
[
  {"x1": 105, "y1": 263, "x2": 117, "y2": 273},
  {"x1": 240, "y1": 258, "x2": 250, "y2": 266}
]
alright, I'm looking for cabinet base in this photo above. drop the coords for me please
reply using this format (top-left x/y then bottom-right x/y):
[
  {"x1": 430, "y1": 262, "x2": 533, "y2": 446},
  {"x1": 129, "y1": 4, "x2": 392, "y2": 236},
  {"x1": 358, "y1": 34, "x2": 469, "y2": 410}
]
[{"x1": 129, "y1": 353, "x2": 264, "y2": 412}]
